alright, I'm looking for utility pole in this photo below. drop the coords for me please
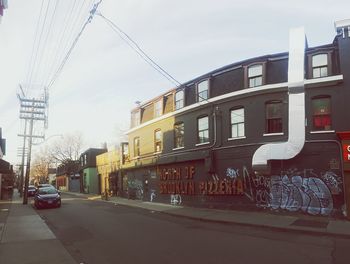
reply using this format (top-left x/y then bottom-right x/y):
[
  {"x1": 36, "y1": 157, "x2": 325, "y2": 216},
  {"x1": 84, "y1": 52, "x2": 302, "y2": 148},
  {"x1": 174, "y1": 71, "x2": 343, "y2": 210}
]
[
  {"x1": 19, "y1": 120, "x2": 27, "y2": 197},
  {"x1": 17, "y1": 88, "x2": 48, "y2": 204}
]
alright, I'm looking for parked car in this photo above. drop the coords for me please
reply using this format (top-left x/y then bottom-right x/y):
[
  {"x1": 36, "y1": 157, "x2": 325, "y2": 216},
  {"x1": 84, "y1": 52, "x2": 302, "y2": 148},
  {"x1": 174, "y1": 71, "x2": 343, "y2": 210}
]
[
  {"x1": 37, "y1": 183, "x2": 54, "y2": 189},
  {"x1": 34, "y1": 186, "x2": 61, "y2": 209},
  {"x1": 27, "y1": 185, "x2": 36, "y2": 197}
]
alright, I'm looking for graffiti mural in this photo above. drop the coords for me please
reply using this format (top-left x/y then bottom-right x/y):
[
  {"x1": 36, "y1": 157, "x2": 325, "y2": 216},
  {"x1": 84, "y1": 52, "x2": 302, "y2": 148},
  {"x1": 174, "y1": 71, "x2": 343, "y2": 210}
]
[
  {"x1": 242, "y1": 166, "x2": 254, "y2": 202},
  {"x1": 226, "y1": 166, "x2": 342, "y2": 216},
  {"x1": 128, "y1": 179, "x2": 143, "y2": 200},
  {"x1": 170, "y1": 194, "x2": 182, "y2": 205},
  {"x1": 321, "y1": 171, "x2": 342, "y2": 195},
  {"x1": 150, "y1": 189, "x2": 156, "y2": 202},
  {"x1": 269, "y1": 174, "x2": 333, "y2": 215},
  {"x1": 252, "y1": 174, "x2": 271, "y2": 208},
  {"x1": 226, "y1": 168, "x2": 239, "y2": 179}
]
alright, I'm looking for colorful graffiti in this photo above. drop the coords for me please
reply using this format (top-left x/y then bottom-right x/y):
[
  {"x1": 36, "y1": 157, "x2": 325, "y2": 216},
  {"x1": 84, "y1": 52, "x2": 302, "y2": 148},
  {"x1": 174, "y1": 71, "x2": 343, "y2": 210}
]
[
  {"x1": 226, "y1": 168, "x2": 239, "y2": 179},
  {"x1": 227, "y1": 166, "x2": 342, "y2": 216},
  {"x1": 269, "y1": 175, "x2": 333, "y2": 215}
]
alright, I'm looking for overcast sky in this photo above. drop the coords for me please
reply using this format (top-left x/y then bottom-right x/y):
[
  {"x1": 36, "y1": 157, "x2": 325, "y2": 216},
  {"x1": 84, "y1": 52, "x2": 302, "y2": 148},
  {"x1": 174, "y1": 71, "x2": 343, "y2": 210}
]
[{"x1": 0, "y1": 0, "x2": 349, "y2": 165}]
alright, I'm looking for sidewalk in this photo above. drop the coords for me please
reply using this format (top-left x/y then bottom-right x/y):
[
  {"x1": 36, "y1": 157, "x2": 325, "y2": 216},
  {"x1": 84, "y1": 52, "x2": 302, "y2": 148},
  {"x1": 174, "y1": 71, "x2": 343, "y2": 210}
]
[
  {"x1": 0, "y1": 191, "x2": 76, "y2": 264},
  {"x1": 66, "y1": 191, "x2": 350, "y2": 239}
]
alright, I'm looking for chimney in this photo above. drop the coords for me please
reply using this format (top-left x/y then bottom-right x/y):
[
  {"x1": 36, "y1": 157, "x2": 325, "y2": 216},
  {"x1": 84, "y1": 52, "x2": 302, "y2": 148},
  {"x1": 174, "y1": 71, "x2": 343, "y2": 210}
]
[
  {"x1": 335, "y1": 19, "x2": 350, "y2": 83},
  {"x1": 335, "y1": 19, "x2": 350, "y2": 39}
]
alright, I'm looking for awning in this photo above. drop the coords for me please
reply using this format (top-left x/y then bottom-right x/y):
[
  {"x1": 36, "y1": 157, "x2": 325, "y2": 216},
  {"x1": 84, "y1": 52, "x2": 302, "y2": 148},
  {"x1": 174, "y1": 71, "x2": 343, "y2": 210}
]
[{"x1": 337, "y1": 131, "x2": 350, "y2": 140}]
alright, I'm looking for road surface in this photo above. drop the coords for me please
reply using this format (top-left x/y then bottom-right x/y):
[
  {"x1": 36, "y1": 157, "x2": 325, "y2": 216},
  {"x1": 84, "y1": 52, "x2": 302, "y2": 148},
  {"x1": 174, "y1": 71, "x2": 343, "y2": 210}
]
[{"x1": 35, "y1": 193, "x2": 350, "y2": 264}]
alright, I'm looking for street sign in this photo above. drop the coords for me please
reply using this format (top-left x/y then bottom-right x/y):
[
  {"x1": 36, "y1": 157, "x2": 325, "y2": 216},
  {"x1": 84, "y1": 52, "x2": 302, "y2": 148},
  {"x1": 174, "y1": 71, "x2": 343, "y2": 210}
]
[{"x1": 344, "y1": 144, "x2": 350, "y2": 163}]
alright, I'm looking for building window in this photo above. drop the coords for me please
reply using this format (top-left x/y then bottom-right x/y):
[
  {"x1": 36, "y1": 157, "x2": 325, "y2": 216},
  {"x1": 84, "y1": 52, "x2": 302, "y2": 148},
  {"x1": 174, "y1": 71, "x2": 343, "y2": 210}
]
[
  {"x1": 230, "y1": 107, "x2": 245, "y2": 138},
  {"x1": 248, "y1": 64, "x2": 263, "y2": 88},
  {"x1": 134, "y1": 137, "x2": 140, "y2": 157},
  {"x1": 131, "y1": 110, "x2": 140, "y2": 127},
  {"x1": 197, "y1": 116, "x2": 209, "y2": 144},
  {"x1": 312, "y1": 54, "x2": 328, "y2": 78},
  {"x1": 175, "y1": 90, "x2": 184, "y2": 110},
  {"x1": 197, "y1": 80, "x2": 209, "y2": 102},
  {"x1": 312, "y1": 96, "x2": 331, "y2": 131},
  {"x1": 154, "y1": 129, "x2": 162, "y2": 152},
  {"x1": 121, "y1": 142, "x2": 129, "y2": 164},
  {"x1": 174, "y1": 122, "x2": 184, "y2": 148},
  {"x1": 266, "y1": 101, "x2": 283, "y2": 133},
  {"x1": 154, "y1": 99, "x2": 162, "y2": 118}
]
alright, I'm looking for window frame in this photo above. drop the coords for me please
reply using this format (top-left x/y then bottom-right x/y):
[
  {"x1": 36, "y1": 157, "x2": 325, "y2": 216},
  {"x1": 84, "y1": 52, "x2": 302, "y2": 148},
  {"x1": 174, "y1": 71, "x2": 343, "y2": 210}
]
[
  {"x1": 265, "y1": 100, "x2": 283, "y2": 134},
  {"x1": 154, "y1": 129, "x2": 162, "y2": 153},
  {"x1": 311, "y1": 96, "x2": 332, "y2": 131},
  {"x1": 174, "y1": 122, "x2": 184, "y2": 149},
  {"x1": 175, "y1": 90, "x2": 184, "y2": 110},
  {"x1": 131, "y1": 110, "x2": 141, "y2": 128},
  {"x1": 197, "y1": 116, "x2": 209, "y2": 144},
  {"x1": 312, "y1": 54, "x2": 328, "y2": 78},
  {"x1": 307, "y1": 51, "x2": 333, "y2": 79},
  {"x1": 196, "y1": 79, "x2": 209, "y2": 102},
  {"x1": 133, "y1": 137, "x2": 140, "y2": 157},
  {"x1": 245, "y1": 62, "x2": 266, "y2": 88},
  {"x1": 230, "y1": 107, "x2": 245, "y2": 139},
  {"x1": 154, "y1": 99, "x2": 163, "y2": 118}
]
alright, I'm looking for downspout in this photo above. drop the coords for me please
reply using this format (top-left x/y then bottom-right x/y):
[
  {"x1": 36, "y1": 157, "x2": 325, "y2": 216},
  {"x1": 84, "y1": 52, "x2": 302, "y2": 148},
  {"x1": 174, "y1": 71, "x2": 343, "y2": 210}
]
[{"x1": 252, "y1": 27, "x2": 306, "y2": 173}]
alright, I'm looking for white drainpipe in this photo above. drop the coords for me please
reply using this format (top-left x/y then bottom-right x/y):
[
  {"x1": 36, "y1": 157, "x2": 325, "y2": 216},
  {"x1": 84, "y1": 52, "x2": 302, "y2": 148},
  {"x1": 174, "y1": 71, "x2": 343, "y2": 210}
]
[{"x1": 252, "y1": 27, "x2": 306, "y2": 172}]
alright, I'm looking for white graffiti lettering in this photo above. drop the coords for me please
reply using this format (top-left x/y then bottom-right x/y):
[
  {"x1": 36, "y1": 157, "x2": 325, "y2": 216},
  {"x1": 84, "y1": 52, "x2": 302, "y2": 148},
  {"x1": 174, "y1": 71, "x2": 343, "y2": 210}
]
[
  {"x1": 322, "y1": 171, "x2": 341, "y2": 195},
  {"x1": 270, "y1": 175, "x2": 333, "y2": 216},
  {"x1": 226, "y1": 168, "x2": 239, "y2": 179},
  {"x1": 223, "y1": 166, "x2": 341, "y2": 216},
  {"x1": 170, "y1": 194, "x2": 182, "y2": 205},
  {"x1": 150, "y1": 190, "x2": 156, "y2": 202}
]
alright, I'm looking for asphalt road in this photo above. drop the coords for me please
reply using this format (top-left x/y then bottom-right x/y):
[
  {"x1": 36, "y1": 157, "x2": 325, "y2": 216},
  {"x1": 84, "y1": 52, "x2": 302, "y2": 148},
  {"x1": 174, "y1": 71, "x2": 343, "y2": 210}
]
[{"x1": 34, "y1": 193, "x2": 350, "y2": 264}]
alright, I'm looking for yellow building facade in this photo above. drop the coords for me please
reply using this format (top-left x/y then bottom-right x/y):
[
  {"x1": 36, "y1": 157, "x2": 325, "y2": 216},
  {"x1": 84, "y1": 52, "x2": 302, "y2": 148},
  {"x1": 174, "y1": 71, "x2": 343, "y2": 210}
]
[{"x1": 96, "y1": 149, "x2": 120, "y2": 195}]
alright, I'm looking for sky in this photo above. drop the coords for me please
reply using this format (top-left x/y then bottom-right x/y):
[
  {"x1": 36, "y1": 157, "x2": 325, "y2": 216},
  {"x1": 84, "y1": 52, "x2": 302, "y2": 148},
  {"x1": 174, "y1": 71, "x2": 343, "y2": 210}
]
[{"x1": 0, "y1": 0, "x2": 349, "y2": 166}]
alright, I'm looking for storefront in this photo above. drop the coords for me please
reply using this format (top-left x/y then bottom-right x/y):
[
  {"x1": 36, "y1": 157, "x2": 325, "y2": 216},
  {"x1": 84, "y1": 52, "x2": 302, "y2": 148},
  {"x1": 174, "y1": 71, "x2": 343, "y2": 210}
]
[{"x1": 338, "y1": 131, "x2": 350, "y2": 219}]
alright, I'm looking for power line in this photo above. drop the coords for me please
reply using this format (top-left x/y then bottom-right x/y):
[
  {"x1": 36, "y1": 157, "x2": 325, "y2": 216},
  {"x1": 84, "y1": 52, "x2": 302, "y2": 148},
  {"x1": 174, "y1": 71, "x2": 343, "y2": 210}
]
[
  {"x1": 25, "y1": 0, "x2": 45, "y2": 92},
  {"x1": 47, "y1": 0, "x2": 103, "y2": 89},
  {"x1": 96, "y1": 12, "x2": 214, "y2": 104},
  {"x1": 27, "y1": 0, "x2": 52, "y2": 92},
  {"x1": 97, "y1": 12, "x2": 182, "y2": 88},
  {"x1": 32, "y1": 0, "x2": 60, "y2": 88},
  {"x1": 44, "y1": 0, "x2": 79, "y2": 86},
  {"x1": 50, "y1": 0, "x2": 79, "y2": 81},
  {"x1": 45, "y1": 0, "x2": 95, "y2": 86}
]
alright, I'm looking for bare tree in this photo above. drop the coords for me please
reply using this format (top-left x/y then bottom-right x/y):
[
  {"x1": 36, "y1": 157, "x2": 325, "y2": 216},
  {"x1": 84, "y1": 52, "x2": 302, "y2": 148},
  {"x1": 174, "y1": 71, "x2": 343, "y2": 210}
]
[
  {"x1": 30, "y1": 147, "x2": 55, "y2": 184},
  {"x1": 30, "y1": 132, "x2": 84, "y2": 184},
  {"x1": 50, "y1": 132, "x2": 84, "y2": 163}
]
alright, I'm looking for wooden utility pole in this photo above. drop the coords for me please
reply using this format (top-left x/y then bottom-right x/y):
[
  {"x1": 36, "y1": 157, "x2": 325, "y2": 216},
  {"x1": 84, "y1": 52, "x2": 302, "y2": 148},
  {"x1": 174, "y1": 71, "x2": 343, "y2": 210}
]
[
  {"x1": 18, "y1": 89, "x2": 47, "y2": 204},
  {"x1": 18, "y1": 120, "x2": 27, "y2": 197}
]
